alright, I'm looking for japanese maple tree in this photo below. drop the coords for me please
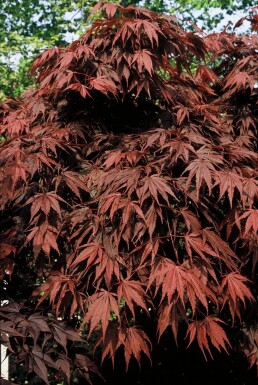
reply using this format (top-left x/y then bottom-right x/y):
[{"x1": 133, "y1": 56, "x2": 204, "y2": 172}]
[{"x1": 0, "y1": 3, "x2": 257, "y2": 384}]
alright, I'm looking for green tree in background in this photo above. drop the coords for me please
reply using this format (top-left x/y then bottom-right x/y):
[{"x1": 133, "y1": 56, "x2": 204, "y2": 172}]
[
  {"x1": 0, "y1": 0, "x2": 94, "y2": 99},
  {"x1": 0, "y1": 0, "x2": 256, "y2": 99},
  {"x1": 168, "y1": 0, "x2": 257, "y2": 29}
]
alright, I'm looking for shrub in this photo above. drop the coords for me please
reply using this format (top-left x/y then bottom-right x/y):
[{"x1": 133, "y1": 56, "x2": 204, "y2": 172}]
[{"x1": 0, "y1": 3, "x2": 257, "y2": 383}]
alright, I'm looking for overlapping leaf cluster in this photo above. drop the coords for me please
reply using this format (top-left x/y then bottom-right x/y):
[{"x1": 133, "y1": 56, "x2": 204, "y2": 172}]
[{"x1": 0, "y1": 3, "x2": 257, "y2": 383}]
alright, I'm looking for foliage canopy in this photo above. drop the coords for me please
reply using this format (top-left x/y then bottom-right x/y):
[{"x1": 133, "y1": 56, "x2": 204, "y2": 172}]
[
  {"x1": 0, "y1": 2, "x2": 258, "y2": 384},
  {"x1": 0, "y1": 0, "x2": 257, "y2": 99}
]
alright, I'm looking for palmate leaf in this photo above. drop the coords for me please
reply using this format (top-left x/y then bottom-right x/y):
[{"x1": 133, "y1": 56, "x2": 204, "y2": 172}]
[
  {"x1": 17, "y1": 313, "x2": 50, "y2": 343},
  {"x1": 132, "y1": 49, "x2": 154, "y2": 75},
  {"x1": 176, "y1": 106, "x2": 190, "y2": 126},
  {"x1": 34, "y1": 272, "x2": 84, "y2": 318},
  {"x1": 25, "y1": 223, "x2": 60, "y2": 258},
  {"x1": 0, "y1": 320, "x2": 24, "y2": 338},
  {"x1": 70, "y1": 239, "x2": 122, "y2": 288},
  {"x1": 103, "y1": 150, "x2": 146, "y2": 169},
  {"x1": 71, "y1": 243, "x2": 106, "y2": 272},
  {"x1": 24, "y1": 191, "x2": 67, "y2": 220},
  {"x1": 89, "y1": 76, "x2": 117, "y2": 95},
  {"x1": 138, "y1": 174, "x2": 177, "y2": 205},
  {"x1": 65, "y1": 82, "x2": 90, "y2": 98},
  {"x1": 55, "y1": 170, "x2": 89, "y2": 198},
  {"x1": 75, "y1": 354, "x2": 104, "y2": 385},
  {"x1": 149, "y1": 258, "x2": 216, "y2": 314},
  {"x1": 122, "y1": 327, "x2": 152, "y2": 370},
  {"x1": 55, "y1": 357, "x2": 70, "y2": 381},
  {"x1": 224, "y1": 71, "x2": 250, "y2": 93},
  {"x1": 94, "y1": 323, "x2": 120, "y2": 367},
  {"x1": 30, "y1": 346, "x2": 57, "y2": 385},
  {"x1": 221, "y1": 272, "x2": 254, "y2": 322},
  {"x1": 0, "y1": 160, "x2": 29, "y2": 202},
  {"x1": 136, "y1": 236, "x2": 160, "y2": 266},
  {"x1": 186, "y1": 316, "x2": 231, "y2": 360},
  {"x1": 214, "y1": 170, "x2": 243, "y2": 208},
  {"x1": 98, "y1": 194, "x2": 146, "y2": 235},
  {"x1": 242, "y1": 176, "x2": 258, "y2": 207},
  {"x1": 180, "y1": 208, "x2": 201, "y2": 232},
  {"x1": 183, "y1": 147, "x2": 223, "y2": 199},
  {"x1": 184, "y1": 230, "x2": 238, "y2": 271},
  {"x1": 157, "y1": 298, "x2": 187, "y2": 341},
  {"x1": 83, "y1": 290, "x2": 119, "y2": 338},
  {"x1": 98, "y1": 193, "x2": 122, "y2": 220},
  {"x1": 162, "y1": 136, "x2": 195, "y2": 163},
  {"x1": 51, "y1": 321, "x2": 83, "y2": 351},
  {"x1": 237, "y1": 209, "x2": 258, "y2": 236},
  {"x1": 96, "y1": 323, "x2": 152, "y2": 370},
  {"x1": 117, "y1": 280, "x2": 149, "y2": 318}
]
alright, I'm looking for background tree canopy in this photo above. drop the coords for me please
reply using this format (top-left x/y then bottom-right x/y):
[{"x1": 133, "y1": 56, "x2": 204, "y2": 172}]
[{"x1": 0, "y1": 0, "x2": 257, "y2": 99}]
